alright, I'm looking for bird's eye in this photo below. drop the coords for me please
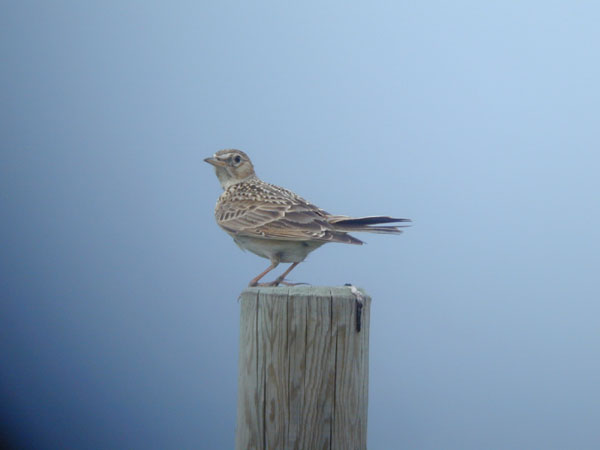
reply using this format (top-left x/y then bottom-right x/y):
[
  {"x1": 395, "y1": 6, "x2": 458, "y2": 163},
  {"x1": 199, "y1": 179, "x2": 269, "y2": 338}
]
[{"x1": 233, "y1": 155, "x2": 242, "y2": 164}]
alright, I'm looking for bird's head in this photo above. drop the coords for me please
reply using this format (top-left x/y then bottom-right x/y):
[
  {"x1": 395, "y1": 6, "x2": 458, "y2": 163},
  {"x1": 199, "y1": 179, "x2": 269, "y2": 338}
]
[{"x1": 204, "y1": 149, "x2": 256, "y2": 189}]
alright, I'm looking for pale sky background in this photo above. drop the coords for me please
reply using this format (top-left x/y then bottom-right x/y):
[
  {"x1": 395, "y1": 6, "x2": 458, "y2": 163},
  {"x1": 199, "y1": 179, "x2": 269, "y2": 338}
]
[{"x1": 2, "y1": 1, "x2": 600, "y2": 449}]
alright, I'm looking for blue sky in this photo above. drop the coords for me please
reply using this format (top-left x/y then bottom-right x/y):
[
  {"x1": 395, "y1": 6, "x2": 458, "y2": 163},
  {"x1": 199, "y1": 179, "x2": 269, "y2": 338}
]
[{"x1": 2, "y1": 1, "x2": 600, "y2": 449}]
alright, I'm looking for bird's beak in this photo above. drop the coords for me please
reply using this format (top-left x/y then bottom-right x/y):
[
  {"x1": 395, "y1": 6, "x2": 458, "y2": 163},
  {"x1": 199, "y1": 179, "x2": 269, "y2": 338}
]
[{"x1": 204, "y1": 156, "x2": 227, "y2": 167}]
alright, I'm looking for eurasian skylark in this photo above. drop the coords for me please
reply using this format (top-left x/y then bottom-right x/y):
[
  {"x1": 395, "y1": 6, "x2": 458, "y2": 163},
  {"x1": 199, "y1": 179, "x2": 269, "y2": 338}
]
[{"x1": 205, "y1": 149, "x2": 410, "y2": 286}]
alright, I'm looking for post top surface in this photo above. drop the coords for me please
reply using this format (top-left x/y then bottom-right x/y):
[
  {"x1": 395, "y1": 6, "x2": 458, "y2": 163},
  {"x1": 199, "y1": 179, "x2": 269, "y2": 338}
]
[{"x1": 241, "y1": 285, "x2": 370, "y2": 298}]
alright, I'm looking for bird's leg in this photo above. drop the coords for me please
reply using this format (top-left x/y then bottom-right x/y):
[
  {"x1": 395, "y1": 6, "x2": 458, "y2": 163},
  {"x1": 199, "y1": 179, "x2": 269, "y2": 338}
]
[
  {"x1": 248, "y1": 262, "x2": 279, "y2": 287},
  {"x1": 271, "y1": 262, "x2": 302, "y2": 286}
]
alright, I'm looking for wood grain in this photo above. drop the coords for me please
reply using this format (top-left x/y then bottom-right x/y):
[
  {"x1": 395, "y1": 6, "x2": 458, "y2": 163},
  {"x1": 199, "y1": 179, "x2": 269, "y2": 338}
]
[{"x1": 235, "y1": 286, "x2": 370, "y2": 450}]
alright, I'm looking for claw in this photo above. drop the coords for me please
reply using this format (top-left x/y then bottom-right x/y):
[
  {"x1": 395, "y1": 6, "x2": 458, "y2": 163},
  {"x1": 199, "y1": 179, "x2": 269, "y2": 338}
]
[
  {"x1": 278, "y1": 280, "x2": 310, "y2": 286},
  {"x1": 249, "y1": 279, "x2": 309, "y2": 287}
]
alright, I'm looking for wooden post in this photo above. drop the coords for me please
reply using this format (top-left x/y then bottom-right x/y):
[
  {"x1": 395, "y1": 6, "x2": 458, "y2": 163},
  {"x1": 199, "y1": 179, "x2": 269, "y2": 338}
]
[{"x1": 235, "y1": 286, "x2": 371, "y2": 450}]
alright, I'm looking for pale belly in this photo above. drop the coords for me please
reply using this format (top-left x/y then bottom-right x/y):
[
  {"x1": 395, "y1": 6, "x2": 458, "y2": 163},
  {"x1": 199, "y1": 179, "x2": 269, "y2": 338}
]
[{"x1": 231, "y1": 235, "x2": 326, "y2": 263}]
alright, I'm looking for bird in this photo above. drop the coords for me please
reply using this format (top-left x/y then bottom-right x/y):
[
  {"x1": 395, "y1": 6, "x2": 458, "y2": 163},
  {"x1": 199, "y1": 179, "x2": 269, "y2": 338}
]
[{"x1": 204, "y1": 149, "x2": 410, "y2": 286}]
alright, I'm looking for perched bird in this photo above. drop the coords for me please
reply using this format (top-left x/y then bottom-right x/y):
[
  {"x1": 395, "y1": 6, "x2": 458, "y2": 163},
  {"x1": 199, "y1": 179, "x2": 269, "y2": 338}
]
[{"x1": 204, "y1": 149, "x2": 410, "y2": 286}]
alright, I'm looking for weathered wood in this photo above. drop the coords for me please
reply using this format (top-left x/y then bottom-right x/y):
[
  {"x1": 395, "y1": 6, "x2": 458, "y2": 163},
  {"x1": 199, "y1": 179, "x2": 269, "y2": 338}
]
[{"x1": 235, "y1": 286, "x2": 371, "y2": 450}]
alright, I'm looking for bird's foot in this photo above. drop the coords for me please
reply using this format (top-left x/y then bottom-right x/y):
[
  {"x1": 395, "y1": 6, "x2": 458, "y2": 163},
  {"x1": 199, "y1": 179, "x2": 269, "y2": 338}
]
[
  {"x1": 278, "y1": 280, "x2": 310, "y2": 286},
  {"x1": 271, "y1": 275, "x2": 310, "y2": 286},
  {"x1": 248, "y1": 280, "x2": 281, "y2": 287},
  {"x1": 248, "y1": 279, "x2": 310, "y2": 287}
]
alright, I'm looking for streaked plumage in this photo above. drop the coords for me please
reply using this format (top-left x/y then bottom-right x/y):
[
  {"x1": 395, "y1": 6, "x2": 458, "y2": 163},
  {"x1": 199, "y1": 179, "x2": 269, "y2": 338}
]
[{"x1": 205, "y1": 149, "x2": 410, "y2": 286}]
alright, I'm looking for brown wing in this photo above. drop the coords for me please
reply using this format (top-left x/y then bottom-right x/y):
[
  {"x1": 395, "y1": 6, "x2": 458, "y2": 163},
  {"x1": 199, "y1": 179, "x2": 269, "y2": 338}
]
[{"x1": 216, "y1": 184, "x2": 362, "y2": 244}]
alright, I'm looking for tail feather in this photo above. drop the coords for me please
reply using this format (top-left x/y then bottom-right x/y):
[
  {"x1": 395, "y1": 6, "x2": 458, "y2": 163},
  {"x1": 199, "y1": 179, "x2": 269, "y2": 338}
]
[
  {"x1": 329, "y1": 215, "x2": 411, "y2": 226},
  {"x1": 329, "y1": 215, "x2": 411, "y2": 234}
]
